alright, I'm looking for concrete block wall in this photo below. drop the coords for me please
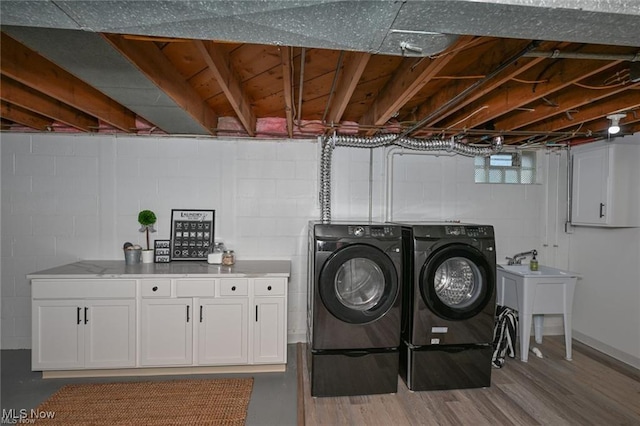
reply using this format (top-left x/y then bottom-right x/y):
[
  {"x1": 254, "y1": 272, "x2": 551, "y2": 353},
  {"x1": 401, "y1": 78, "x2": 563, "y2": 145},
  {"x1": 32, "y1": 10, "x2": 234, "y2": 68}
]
[{"x1": 2, "y1": 133, "x2": 546, "y2": 349}]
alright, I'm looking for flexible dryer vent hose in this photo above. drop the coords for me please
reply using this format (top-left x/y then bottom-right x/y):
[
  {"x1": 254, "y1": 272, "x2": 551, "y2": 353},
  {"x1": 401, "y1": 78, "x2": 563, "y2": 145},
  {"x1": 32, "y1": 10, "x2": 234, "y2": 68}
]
[{"x1": 320, "y1": 134, "x2": 503, "y2": 223}]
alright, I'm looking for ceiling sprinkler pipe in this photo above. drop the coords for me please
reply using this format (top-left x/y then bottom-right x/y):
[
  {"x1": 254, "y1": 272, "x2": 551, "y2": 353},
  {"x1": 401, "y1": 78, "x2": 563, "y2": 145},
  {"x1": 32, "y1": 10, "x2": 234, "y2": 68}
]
[{"x1": 319, "y1": 134, "x2": 503, "y2": 222}]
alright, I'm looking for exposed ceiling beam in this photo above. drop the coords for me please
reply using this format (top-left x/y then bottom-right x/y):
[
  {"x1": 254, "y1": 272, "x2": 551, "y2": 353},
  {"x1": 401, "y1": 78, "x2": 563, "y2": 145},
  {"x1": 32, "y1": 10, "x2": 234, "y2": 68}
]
[
  {"x1": 0, "y1": 32, "x2": 136, "y2": 132},
  {"x1": 103, "y1": 33, "x2": 217, "y2": 135},
  {"x1": 497, "y1": 81, "x2": 640, "y2": 131},
  {"x1": 414, "y1": 41, "x2": 571, "y2": 129},
  {"x1": 195, "y1": 40, "x2": 256, "y2": 136},
  {"x1": 359, "y1": 35, "x2": 476, "y2": 135},
  {"x1": 0, "y1": 75, "x2": 98, "y2": 132},
  {"x1": 1, "y1": 101, "x2": 53, "y2": 131},
  {"x1": 440, "y1": 56, "x2": 626, "y2": 131},
  {"x1": 280, "y1": 45, "x2": 294, "y2": 138},
  {"x1": 325, "y1": 51, "x2": 371, "y2": 126}
]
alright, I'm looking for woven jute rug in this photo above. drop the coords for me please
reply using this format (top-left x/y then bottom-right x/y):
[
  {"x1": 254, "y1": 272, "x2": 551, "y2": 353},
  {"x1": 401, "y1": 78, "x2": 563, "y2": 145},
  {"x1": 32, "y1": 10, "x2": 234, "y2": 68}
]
[{"x1": 30, "y1": 378, "x2": 254, "y2": 425}]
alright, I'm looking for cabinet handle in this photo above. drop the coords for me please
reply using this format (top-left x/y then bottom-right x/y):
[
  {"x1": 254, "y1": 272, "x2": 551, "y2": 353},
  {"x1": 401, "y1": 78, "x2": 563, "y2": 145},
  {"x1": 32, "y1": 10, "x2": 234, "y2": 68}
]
[
  {"x1": 200, "y1": 305, "x2": 203, "y2": 323},
  {"x1": 152, "y1": 286, "x2": 158, "y2": 292},
  {"x1": 599, "y1": 203, "x2": 605, "y2": 218},
  {"x1": 231, "y1": 286, "x2": 236, "y2": 291},
  {"x1": 77, "y1": 307, "x2": 81, "y2": 325},
  {"x1": 267, "y1": 285, "x2": 272, "y2": 291},
  {"x1": 186, "y1": 305, "x2": 190, "y2": 323},
  {"x1": 255, "y1": 305, "x2": 258, "y2": 322},
  {"x1": 84, "y1": 307, "x2": 88, "y2": 324}
]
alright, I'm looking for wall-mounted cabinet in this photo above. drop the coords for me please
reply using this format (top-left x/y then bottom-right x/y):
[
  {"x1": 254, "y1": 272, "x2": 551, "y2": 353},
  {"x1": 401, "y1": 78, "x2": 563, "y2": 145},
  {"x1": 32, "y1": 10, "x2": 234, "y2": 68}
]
[{"x1": 571, "y1": 142, "x2": 640, "y2": 227}]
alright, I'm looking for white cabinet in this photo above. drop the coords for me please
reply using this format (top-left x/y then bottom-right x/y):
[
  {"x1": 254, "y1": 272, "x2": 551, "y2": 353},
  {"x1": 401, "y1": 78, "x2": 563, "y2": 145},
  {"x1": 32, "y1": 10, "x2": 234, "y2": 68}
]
[
  {"x1": 572, "y1": 142, "x2": 640, "y2": 227},
  {"x1": 29, "y1": 261, "x2": 290, "y2": 375},
  {"x1": 139, "y1": 278, "x2": 253, "y2": 367},
  {"x1": 31, "y1": 279, "x2": 136, "y2": 370},
  {"x1": 252, "y1": 278, "x2": 287, "y2": 364},
  {"x1": 139, "y1": 298, "x2": 193, "y2": 366}
]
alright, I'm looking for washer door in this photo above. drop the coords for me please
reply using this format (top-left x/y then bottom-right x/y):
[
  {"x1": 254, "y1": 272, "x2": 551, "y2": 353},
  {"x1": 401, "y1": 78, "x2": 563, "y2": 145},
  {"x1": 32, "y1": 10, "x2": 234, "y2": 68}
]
[
  {"x1": 420, "y1": 244, "x2": 494, "y2": 320},
  {"x1": 319, "y1": 244, "x2": 398, "y2": 324}
]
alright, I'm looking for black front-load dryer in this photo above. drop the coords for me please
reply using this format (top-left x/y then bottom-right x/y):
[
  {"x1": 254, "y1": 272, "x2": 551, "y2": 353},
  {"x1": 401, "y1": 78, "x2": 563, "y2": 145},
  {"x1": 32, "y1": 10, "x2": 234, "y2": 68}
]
[
  {"x1": 396, "y1": 222, "x2": 497, "y2": 391},
  {"x1": 307, "y1": 221, "x2": 402, "y2": 396}
]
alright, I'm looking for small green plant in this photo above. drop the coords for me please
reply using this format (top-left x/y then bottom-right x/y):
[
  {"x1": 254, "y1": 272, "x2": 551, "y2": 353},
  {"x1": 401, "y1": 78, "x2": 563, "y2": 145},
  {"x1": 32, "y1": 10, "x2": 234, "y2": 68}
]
[{"x1": 138, "y1": 210, "x2": 157, "y2": 250}]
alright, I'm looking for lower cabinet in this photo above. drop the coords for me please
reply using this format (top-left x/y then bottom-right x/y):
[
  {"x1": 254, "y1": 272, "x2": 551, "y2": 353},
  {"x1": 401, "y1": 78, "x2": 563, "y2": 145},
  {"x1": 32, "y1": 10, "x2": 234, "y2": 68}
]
[
  {"x1": 32, "y1": 299, "x2": 136, "y2": 370},
  {"x1": 31, "y1": 272, "x2": 288, "y2": 373},
  {"x1": 139, "y1": 277, "x2": 286, "y2": 368}
]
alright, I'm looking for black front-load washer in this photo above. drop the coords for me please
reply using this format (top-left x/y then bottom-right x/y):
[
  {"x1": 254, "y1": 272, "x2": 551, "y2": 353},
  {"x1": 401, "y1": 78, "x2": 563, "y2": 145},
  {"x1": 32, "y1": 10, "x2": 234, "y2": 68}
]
[
  {"x1": 395, "y1": 222, "x2": 497, "y2": 391},
  {"x1": 307, "y1": 221, "x2": 402, "y2": 396}
]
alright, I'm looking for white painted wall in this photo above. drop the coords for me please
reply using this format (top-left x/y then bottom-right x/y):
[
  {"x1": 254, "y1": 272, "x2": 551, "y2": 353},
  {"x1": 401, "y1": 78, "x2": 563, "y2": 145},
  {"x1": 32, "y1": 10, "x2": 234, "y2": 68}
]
[{"x1": 1, "y1": 132, "x2": 638, "y2": 369}]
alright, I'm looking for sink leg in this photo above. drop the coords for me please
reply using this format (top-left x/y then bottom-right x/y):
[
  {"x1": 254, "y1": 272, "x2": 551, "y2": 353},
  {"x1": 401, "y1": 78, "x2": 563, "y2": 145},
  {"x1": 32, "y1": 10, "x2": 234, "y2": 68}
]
[
  {"x1": 534, "y1": 315, "x2": 544, "y2": 344},
  {"x1": 519, "y1": 312, "x2": 531, "y2": 362},
  {"x1": 564, "y1": 313, "x2": 573, "y2": 361}
]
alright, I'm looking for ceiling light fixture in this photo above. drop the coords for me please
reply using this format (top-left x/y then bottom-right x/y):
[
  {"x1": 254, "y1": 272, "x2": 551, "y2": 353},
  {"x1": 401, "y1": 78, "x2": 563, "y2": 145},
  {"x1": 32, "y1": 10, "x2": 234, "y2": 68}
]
[{"x1": 607, "y1": 113, "x2": 626, "y2": 134}]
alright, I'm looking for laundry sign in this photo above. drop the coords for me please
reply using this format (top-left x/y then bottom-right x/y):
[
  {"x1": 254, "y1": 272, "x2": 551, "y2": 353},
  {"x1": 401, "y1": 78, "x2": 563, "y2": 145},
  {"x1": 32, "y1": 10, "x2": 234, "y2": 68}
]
[{"x1": 170, "y1": 209, "x2": 215, "y2": 261}]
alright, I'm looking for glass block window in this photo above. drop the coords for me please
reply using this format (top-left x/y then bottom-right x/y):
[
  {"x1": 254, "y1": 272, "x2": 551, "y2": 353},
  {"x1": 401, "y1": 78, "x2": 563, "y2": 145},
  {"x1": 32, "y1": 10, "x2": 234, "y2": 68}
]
[{"x1": 474, "y1": 151, "x2": 536, "y2": 184}]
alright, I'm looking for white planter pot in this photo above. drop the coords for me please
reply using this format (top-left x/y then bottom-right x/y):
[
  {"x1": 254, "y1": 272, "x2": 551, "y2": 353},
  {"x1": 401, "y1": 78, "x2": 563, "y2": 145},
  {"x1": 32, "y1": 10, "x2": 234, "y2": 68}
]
[{"x1": 141, "y1": 250, "x2": 155, "y2": 264}]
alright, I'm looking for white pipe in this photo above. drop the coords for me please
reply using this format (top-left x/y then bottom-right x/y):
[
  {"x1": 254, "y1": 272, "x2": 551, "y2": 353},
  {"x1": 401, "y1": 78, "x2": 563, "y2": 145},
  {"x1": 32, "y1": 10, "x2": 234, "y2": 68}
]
[{"x1": 384, "y1": 146, "x2": 456, "y2": 222}]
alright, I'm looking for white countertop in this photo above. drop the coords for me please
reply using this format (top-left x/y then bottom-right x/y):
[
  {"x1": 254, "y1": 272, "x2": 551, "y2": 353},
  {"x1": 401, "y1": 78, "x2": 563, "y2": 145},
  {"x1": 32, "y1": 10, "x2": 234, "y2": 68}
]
[{"x1": 27, "y1": 260, "x2": 291, "y2": 279}]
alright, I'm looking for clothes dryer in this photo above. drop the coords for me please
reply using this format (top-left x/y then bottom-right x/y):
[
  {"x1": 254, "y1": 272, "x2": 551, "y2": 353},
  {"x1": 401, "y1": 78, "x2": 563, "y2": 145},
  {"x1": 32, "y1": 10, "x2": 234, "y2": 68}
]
[
  {"x1": 307, "y1": 221, "x2": 402, "y2": 396},
  {"x1": 396, "y1": 222, "x2": 496, "y2": 391}
]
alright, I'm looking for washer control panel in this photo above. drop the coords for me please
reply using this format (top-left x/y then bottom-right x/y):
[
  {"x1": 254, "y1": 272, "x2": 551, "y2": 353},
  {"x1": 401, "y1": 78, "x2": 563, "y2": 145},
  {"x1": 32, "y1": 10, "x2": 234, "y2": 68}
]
[
  {"x1": 445, "y1": 225, "x2": 492, "y2": 237},
  {"x1": 347, "y1": 225, "x2": 397, "y2": 238}
]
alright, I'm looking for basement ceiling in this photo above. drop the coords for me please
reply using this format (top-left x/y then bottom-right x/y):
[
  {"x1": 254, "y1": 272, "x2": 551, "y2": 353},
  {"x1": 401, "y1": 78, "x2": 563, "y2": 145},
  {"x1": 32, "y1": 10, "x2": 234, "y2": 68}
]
[{"x1": 1, "y1": 0, "x2": 639, "y2": 146}]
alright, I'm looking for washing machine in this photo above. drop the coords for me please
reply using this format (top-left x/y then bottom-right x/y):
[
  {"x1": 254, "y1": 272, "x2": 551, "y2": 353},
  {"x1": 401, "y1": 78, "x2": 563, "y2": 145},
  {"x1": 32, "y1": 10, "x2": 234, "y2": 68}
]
[
  {"x1": 307, "y1": 221, "x2": 403, "y2": 397},
  {"x1": 396, "y1": 222, "x2": 496, "y2": 391}
]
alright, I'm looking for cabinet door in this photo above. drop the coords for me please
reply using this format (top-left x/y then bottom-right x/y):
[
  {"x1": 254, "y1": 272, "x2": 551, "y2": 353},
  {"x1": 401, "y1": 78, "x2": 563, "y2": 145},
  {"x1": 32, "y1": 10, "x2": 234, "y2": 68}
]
[
  {"x1": 572, "y1": 146, "x2": 609, "y2": 225},
  {"x1": 84, "y1": 299, "x2": 136, "y2": 368},
  {"x1": 252, "y1": 297, "x2": 286, "y2": 364},
  {"x1": 197, "y1": 298, "x2": 248, "y2": 365},
  {"x1": 32, "y1": 300, "x2": 84, "y2": 370},
  {"x1": 140, "y1": 299, "x2": 193, "y2": 366}
]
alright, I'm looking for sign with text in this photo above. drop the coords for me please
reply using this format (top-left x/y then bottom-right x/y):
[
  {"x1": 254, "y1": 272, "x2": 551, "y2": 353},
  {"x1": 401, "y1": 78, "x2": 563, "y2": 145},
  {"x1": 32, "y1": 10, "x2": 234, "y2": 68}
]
[{"x1": 170, "y1": 209, "x2": 215, "y2": 261}]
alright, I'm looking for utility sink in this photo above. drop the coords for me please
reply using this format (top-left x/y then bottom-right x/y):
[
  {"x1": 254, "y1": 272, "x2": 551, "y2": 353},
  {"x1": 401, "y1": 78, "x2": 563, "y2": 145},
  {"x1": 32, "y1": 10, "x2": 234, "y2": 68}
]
[
  {"x1": 496, "y1": 264, "x2": 579, "y2": 362},
  {"x1": 498, "y1": 264, "x2": 577, "y2": 277}
]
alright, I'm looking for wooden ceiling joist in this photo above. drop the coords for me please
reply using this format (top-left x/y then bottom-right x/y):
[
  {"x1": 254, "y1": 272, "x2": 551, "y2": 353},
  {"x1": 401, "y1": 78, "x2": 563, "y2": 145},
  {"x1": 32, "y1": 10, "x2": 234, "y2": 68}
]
[
  {"x1": 325, "y1": 51, "x2": 371, "y2": 126},
  {"x1": 103, "y1": 33, "x2": 217, "y2": 134},
  {"x1": 1, "y1": 75, "x2": 98, "y2": 132},
  {"x1": 359, "y1": 35, "x2": 476, "y2": 135},
  {"x1": 195, "y1": 40, "x2": 256, "y2": 136},
  {"x1": 1, "y1": 101, "x2": 54, "y2": 131},
  {"x1": 0, "y1": 32, "x2": 136, "y2": 132},
  {"x1": 280, "y1": 46, "x2": 294, "y2": 138},
  {"x1": 441, "y1": 56, "x2": 625, "y2": 131}
]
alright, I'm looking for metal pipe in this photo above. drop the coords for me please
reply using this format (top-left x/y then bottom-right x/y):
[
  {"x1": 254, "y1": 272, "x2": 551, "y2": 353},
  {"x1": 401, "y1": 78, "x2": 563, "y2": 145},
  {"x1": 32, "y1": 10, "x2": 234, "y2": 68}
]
[
  {"x1": 390, "y1": 40, "x2": 542, "y2": 142},
  {"x1": 320, "y1": 134, "x2": 503, "y2": 222},
  {"x1": 296, "y1": 48, "x2": 306, "y2": 127},
  {"x1": 524, "y1": 50, "x2": 640, "y2": 62}
]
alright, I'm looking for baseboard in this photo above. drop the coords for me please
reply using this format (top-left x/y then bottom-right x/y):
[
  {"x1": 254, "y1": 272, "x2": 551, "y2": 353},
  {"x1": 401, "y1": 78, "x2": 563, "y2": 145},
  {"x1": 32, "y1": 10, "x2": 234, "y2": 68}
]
[
  {"x1": 573, "y1": 330, "x2": 640, "y2": 370},
  {"x1": 41, "y1": 364, "x2": 286, "y2": 379}
]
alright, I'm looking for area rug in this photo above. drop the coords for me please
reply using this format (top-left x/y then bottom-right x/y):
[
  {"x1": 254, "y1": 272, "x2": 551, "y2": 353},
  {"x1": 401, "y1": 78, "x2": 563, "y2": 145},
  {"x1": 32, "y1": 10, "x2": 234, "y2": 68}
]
[{"x1": 30, "y1": 378, "x2": 254, "y2": 425}]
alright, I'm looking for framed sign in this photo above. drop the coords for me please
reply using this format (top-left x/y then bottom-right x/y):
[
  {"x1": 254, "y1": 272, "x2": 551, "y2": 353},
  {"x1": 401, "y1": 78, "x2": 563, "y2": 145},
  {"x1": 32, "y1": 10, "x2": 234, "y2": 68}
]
[
  {"x1": 154, "y1": 239, "x2": 171, "y2": 263},
  {"x1": 170, "y1": 209, "x2": 215, "y2": 261}
]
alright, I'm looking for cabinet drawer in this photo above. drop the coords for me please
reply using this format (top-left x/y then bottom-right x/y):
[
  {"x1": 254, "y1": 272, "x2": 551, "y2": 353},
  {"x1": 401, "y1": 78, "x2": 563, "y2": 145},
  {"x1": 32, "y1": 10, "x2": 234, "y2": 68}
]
[
  {"x1": 140, "y1": 280, "x2": 171, "y2": 297},
  {"x1": 254, "y1": 278, "x2": 286, "y2": 296},
  {"x1": 32, "y1": 279, "x2": 136, "y2": 299},
  {"x1": 220, "y1": 279, "x2": 248, "y2": 296},
  {"x1": 176, "y1": 279, "x2": 215, "y2": 297}
]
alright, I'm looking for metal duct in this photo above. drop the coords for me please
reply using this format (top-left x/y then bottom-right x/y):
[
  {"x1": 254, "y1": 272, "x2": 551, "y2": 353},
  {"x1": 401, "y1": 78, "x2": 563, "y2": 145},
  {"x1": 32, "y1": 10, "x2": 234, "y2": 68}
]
[{"x1": 319, "y1": 134, "x2": 503, "y2": 222}]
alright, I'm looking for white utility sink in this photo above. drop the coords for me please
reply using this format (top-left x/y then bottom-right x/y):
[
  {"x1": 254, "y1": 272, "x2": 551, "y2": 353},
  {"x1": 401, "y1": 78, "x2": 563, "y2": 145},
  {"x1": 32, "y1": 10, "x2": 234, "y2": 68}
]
[
  {"x1": 496, "y1": 264, "x2": 579, "y2": 362},
  {"x1": 498, "y1": 264, "x2": 576, "y2": 277}
]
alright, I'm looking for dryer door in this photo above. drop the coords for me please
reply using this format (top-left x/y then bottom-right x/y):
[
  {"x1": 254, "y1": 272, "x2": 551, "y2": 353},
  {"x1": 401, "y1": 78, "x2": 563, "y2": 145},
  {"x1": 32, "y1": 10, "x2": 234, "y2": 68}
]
[
  {"x1": 420, "y1": 244, "x2": 494, "y2": 320},
  {"x1": 319, "y1": 244, "x2": 399, "y2": 324}
]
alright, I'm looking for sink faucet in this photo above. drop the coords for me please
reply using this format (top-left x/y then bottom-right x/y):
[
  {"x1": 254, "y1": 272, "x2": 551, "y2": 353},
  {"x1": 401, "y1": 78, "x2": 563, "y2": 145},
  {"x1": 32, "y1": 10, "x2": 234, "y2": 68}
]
[{"x1": 506, "y1": 249, "x2": 538, "y2": 265}]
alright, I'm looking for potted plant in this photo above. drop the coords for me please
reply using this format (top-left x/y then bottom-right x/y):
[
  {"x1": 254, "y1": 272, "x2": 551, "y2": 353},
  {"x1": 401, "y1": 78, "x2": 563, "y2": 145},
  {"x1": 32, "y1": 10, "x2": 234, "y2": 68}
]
[{"x1": 138, "y1": 209, "x2": 157, "y2": 263}]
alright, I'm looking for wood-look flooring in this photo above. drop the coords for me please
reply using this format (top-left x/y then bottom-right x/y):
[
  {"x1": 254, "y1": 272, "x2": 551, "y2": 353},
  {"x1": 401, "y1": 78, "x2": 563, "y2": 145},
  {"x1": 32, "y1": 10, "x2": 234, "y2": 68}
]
[{"x1": 299, "y1": 336, "x2": 640, "y2": 425}]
